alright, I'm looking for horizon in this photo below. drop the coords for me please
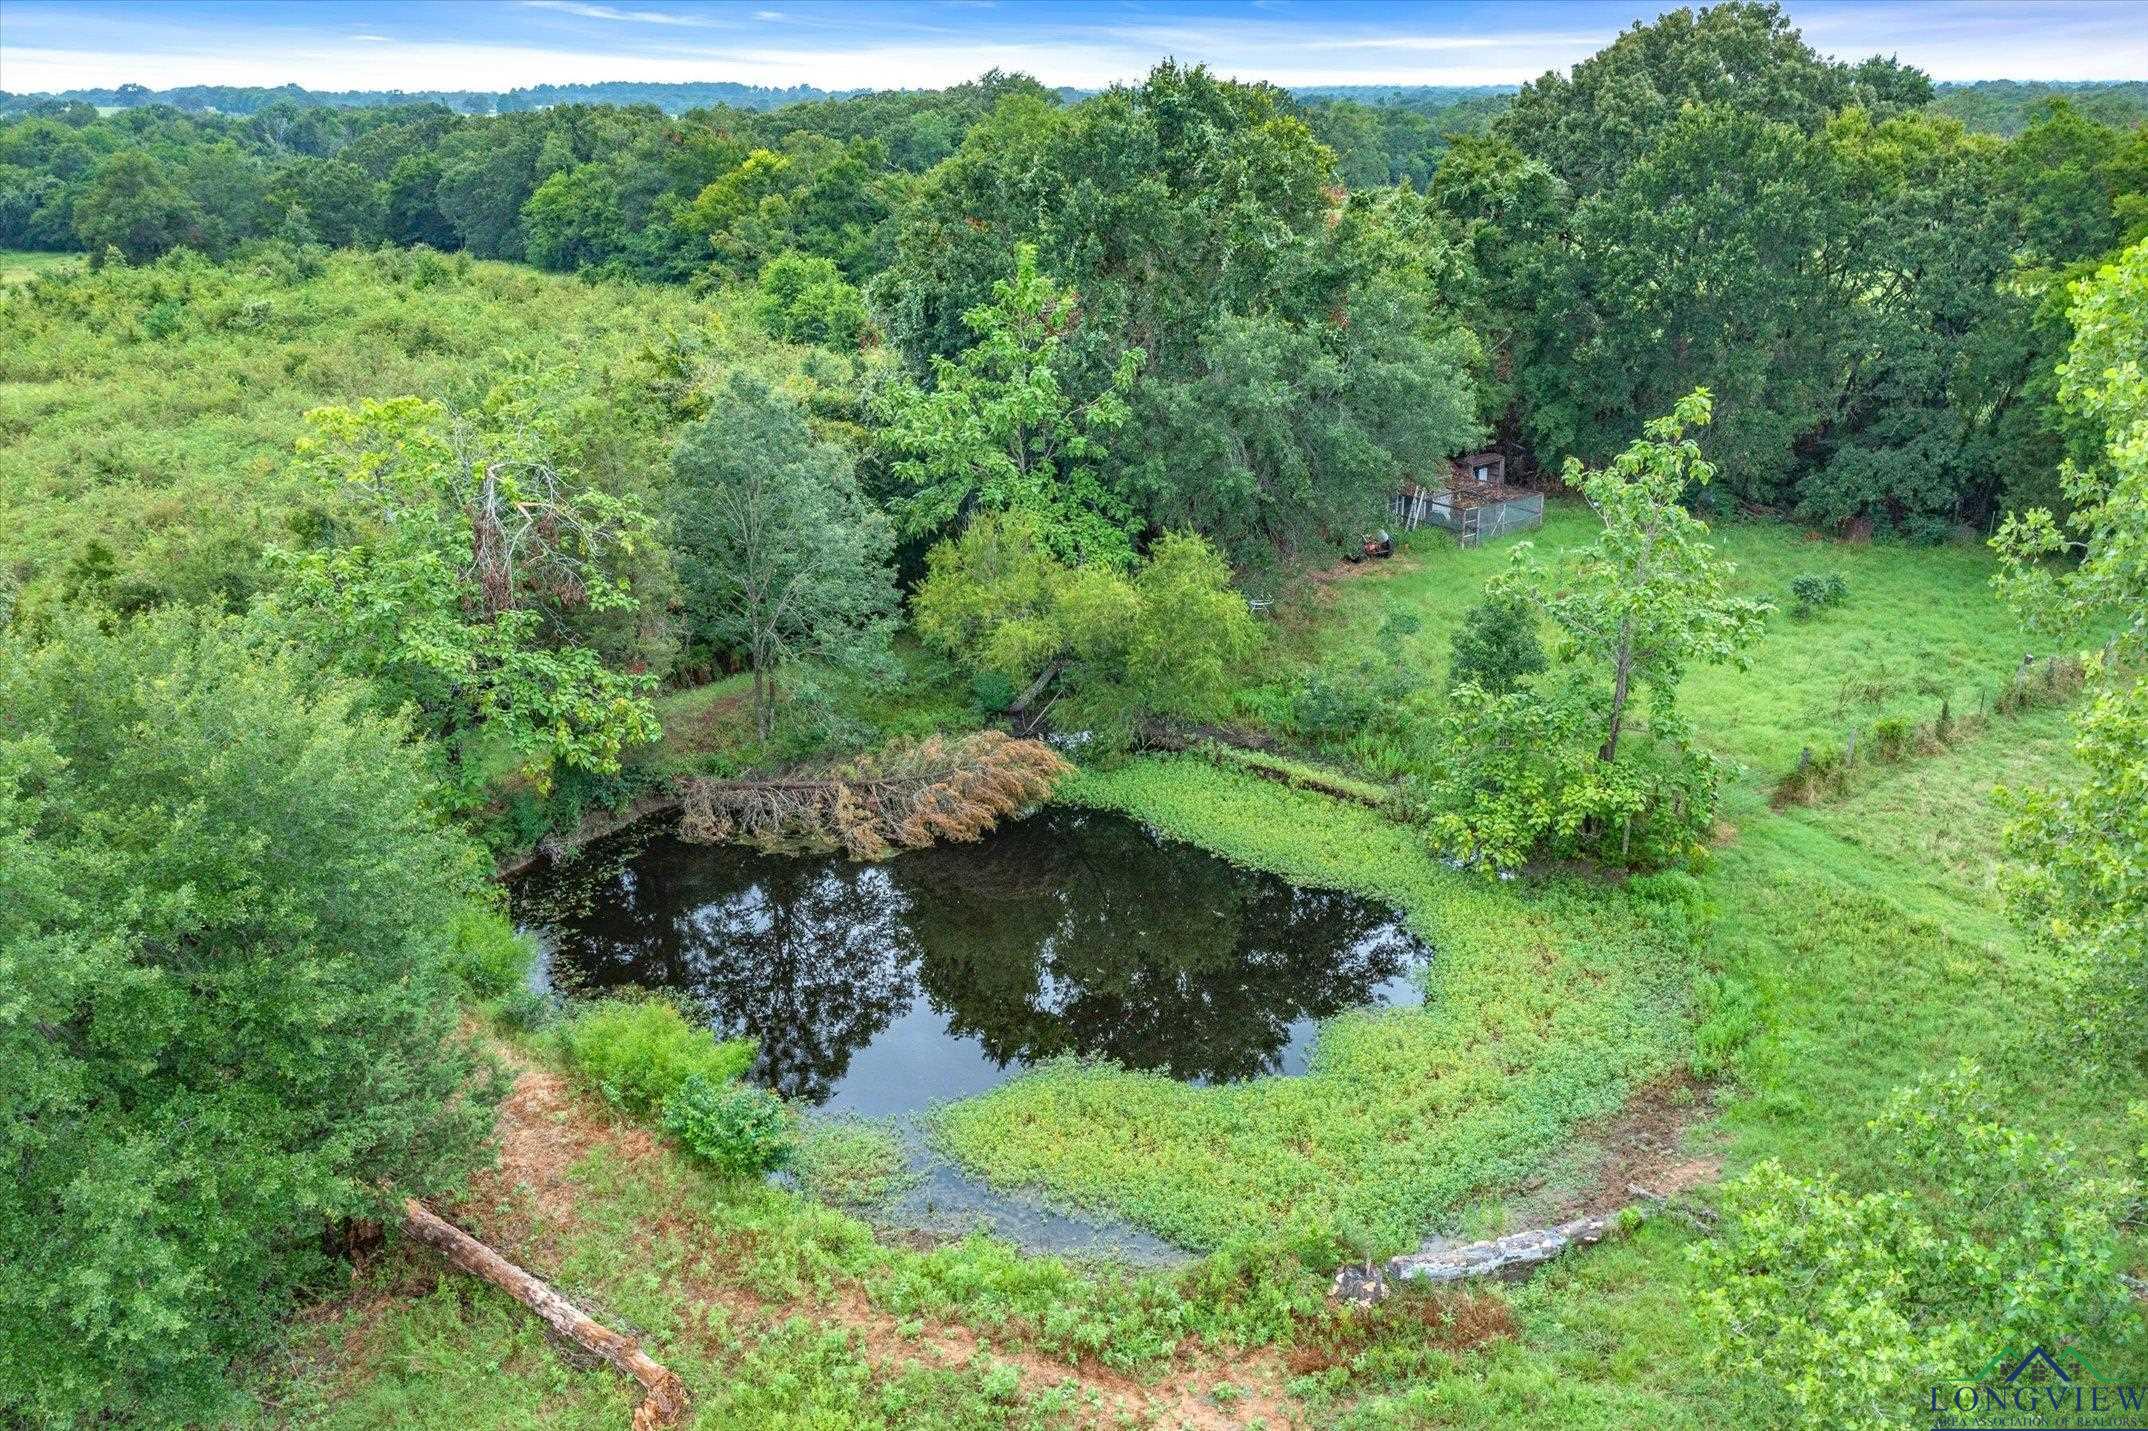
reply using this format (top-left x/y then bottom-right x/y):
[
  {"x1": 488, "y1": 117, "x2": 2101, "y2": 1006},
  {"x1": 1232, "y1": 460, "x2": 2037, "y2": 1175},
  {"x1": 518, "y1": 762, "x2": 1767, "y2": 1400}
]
[{"x1": 4, "y1": 0, "x2": 2146, "y2": 98}]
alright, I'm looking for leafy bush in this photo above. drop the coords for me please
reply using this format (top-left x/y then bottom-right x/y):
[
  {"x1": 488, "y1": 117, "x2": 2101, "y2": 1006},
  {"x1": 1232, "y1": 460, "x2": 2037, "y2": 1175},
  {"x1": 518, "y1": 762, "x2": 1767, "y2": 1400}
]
[
  {"x1": 1414, "y1": 677, "x2": 1719, "y2": 872},
  {"x1": 1788, "y1": 571, "x2": 1848, "y2": 618},
  {"x1": 0, "y1": 611, "x2": 498, "y2": 1426},
  {"x1": 968, "y1": 668, "x2": 1017, "y2": 716},
  {"x1": 1871, "y1": 716, "x2": 1912, "y2": 761},
  {"x1": 445, "y1": 907, "x2": 536, "y2": 1000},
  {"x1": 1289, "y1": 663, "x2": 1406, "y2": 744},
  {"x1": 1446, "y1": 592, "x2": 1547, "y2": 694},
  {"x1": 1695, "y1": 1062, "x2": 2140, "y2": 1429},
  {"x1": 663, "y1": 1074, "x2": 797, "y2": 1178},
  {"x1": 558, "y1": 997, "x2": 755, "y2": 1116}
]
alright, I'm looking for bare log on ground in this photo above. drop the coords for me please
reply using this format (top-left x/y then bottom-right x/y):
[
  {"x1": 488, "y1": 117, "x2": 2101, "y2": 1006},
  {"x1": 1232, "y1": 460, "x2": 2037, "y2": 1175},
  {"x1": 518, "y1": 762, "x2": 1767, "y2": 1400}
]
[{"x1": 401, "y1": 1197, "x2": 688, "y2": 1429}]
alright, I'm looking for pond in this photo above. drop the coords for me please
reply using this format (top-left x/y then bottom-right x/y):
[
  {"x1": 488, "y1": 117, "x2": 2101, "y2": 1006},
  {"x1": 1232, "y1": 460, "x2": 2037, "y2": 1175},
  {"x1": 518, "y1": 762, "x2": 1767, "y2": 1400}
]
[{"x1": 513, "y1": 808, "x2": 1431, "y2": 1120}]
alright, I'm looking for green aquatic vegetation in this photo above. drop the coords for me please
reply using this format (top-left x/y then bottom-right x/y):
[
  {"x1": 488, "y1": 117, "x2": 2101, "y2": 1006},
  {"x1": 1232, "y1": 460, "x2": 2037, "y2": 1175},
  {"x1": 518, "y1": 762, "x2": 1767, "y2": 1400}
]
[
  {"x1": 794, "y1": 1116, "x2": 919, "y2": 1208},
  {"x1": 931, "y1": 757, "x2": 1702, "y2": 1253}
]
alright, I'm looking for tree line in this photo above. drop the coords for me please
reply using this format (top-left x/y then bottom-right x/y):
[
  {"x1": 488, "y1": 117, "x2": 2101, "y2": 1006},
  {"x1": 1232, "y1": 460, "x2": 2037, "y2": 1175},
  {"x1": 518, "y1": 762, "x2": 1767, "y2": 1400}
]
[{"x1": 6, "y1": 8, "x2": 2144, "y2": 541}]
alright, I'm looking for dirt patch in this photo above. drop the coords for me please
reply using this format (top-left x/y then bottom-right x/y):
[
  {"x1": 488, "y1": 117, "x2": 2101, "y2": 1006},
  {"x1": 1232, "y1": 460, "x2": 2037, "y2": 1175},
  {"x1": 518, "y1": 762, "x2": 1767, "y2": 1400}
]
[
  {"x1": 1306, "y1": 551, "x2": 1416, "y2": 586},
  {"x1": 1567, "y1": 1074, "x2": 1722, "y2": 1217}
]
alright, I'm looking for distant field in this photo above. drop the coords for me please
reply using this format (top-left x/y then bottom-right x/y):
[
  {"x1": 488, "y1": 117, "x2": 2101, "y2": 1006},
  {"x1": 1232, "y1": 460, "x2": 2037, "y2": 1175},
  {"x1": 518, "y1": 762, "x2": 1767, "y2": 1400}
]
[
  {"x1": 0, "y1": 248, "x2": 728, "y2": 611},
  {"x1": 0, "y1": 250, "x2": 80, "y2": 285}
]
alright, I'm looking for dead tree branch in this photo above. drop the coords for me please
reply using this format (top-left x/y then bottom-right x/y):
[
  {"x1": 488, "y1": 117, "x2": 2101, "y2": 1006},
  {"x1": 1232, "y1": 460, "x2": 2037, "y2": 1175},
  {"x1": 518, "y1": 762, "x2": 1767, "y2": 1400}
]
[
  {"x1": 678, "y1": 731, "x2": 1071, "y2": 859},
  {"x1": 401, "y1": 1198, "x2": 687, "y2": 1429}
]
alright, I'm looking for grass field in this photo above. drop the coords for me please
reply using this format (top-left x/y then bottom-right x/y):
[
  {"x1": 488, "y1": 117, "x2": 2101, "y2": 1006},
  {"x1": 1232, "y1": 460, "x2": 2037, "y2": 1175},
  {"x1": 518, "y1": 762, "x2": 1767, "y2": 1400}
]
[
  {"x1": 0, "y1": 249, "x2": 80, "y2": 286},
  {"x1": 1270, "y1": 508, "x2": 2047, "y2": 800}
]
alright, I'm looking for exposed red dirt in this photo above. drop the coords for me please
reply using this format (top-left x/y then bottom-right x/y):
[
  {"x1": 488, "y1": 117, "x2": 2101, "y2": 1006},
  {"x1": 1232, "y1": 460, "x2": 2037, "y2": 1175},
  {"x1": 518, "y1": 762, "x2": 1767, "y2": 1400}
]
[{"x1": 432, "y1": 1049, "x2": 1326, "y2": 1427}]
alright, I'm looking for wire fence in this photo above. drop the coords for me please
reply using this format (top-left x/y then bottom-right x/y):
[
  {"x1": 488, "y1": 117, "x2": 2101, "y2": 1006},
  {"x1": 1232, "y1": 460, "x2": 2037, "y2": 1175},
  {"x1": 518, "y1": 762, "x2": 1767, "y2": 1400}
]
[
  {"x1": 1771, "y1": 648, "x2": 2095, "y2": 806},
  {"x1": 1389, "y1": 489, "x2": 1545, "y2": 547}
]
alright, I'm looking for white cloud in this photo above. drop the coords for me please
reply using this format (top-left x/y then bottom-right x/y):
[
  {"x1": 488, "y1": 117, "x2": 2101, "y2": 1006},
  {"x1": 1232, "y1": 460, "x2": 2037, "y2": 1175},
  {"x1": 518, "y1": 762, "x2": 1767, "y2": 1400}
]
[{"x1": 519, "y1": 0, "x2": 725, "y2": 27}]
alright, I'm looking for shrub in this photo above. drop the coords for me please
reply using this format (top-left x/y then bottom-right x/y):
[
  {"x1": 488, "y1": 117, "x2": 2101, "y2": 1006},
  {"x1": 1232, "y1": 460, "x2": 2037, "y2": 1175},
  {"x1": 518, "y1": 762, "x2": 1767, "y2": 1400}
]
[
  {"x1": 663, "y1": 1074, "x2": 797, "y2": 1177},
  {"x1": 0, "y1": 611, "x2": 498, "y2": 1425},
  {"x1": 1871, "y1": 717, "x2": 1911, "y2": 762},
  {"x1": 445, "y1": 906, "x2": 535, "y2": 1000},
  {"x1": 1447, "y1": 592, "x2": 1547, "y2": 694},
  {"x1": 1694, "y1": 1063, "x2": 2138, "y2": 1429},
  {"x1": 1788, "y1": 571, "x2": 1848, "y2": 619},
  {"x1": 559, "y1": 997, "x2": 755, "y2": 1116},
  {"x1": 969, "y1": 668, "x2": 1017, "y2": 716},
  {"x1": 1416, "y1": 677, "x2": 1718, "y2": 872}
]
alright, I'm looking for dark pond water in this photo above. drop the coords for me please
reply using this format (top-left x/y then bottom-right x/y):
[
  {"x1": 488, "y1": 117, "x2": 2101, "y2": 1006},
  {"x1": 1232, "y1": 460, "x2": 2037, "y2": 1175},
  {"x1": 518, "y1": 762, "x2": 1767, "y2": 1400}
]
[{"x1": 512, "y1": 808, "x2": 1429, "y2": 1118}]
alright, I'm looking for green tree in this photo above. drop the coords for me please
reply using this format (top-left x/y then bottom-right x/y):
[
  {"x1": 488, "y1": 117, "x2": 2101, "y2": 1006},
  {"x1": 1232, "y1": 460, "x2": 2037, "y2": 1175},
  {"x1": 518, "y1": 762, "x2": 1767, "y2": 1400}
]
[
  {"x1": 0, "y1": 610, "x2": 501, "y2": 1425},
  {"x1": 1447, "y1": 591, "x2": 1547, "y2": 694},
  {"x1": 522, "y1": 160, "x2": 626, "y2": 272},
  {"x1": 267, "y1": 157, "x2": 382, "y2": 248},
  {"x1": 1992, "y1": 239, "x2": 2148, "y2": 1060},
  {"x1": 1695, "y1": 1062, "x2": 2138, "y2": 1429},
  {"x1": 752, "y1": 250, "x2": 869, "y2": 347},
  {"x1": 912, "y1": 513, "x2": 1257, "y2": 749},
  {"x1": 878, "y1": 63, "x2": 1473, "y2": 565},
  {"x1": 384, "y1": 152, "x2": 457, "y2": 249},
  {"x1": 669, "y1": 374, "x2": 897, "y2": 740},
  {"x1": 270, "y1": 383, "x2": 659, "y2": 793},
  {"x1": 71, "y1": 150, "x2": 202, "y2": 262},
  {"x1": 1494, "y1": 390, "x2": 1770, "y2": 763},
  {"x1": 877, "y1": 243, "x2": 1145, "y2": 566}
]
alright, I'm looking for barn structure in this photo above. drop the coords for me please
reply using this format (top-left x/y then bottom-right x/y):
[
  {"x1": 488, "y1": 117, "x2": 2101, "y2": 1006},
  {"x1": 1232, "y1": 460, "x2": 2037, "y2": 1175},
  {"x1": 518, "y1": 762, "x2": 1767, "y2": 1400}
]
[{"x1": 1390, "y1": 450, "x2": 1545, "y2": 548}]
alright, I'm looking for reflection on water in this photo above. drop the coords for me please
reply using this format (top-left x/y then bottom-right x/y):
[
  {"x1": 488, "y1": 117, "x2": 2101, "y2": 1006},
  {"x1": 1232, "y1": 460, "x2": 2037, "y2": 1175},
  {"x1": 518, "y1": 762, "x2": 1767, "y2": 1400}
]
[{"x1": 514, "y1": 808, "x2": 1429, "y2": 1114}]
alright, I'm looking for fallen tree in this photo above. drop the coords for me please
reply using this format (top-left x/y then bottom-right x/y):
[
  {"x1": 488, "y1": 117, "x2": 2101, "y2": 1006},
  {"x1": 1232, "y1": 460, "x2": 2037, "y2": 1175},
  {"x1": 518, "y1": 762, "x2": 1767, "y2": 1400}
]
[
  {"x1": 678, "y1": 730, "x2": 1071, "y2": 859},
  {"x1": 401, "y1": 1198, "x2": 688, "y2": 1429}
]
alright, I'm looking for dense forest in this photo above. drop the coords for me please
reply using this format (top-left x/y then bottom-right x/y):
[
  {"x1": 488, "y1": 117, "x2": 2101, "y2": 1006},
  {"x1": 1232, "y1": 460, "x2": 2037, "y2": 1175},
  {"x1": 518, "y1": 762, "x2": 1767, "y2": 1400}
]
[
  {"x1": 6, "y1": 2, "x2": 2148, "y2": 1426},
  {"x1": 5, "y1": 36, "x2": 2143, "y2": 548}
]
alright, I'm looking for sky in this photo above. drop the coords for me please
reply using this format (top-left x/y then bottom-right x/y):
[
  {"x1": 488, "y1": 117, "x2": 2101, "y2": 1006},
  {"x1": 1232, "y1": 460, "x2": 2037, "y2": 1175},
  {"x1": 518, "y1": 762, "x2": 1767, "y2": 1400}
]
[{"x1": 2, "y1": 0, "x2": 2145, "y2": 96}]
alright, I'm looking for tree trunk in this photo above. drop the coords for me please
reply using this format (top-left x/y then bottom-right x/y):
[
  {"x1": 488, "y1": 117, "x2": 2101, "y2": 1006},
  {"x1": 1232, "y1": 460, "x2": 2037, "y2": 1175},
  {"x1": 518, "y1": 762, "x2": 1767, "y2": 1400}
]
[
  {"x1": 1007, "y1": 658, "x2": 1067, "y2": 723},
  {"x1": 1600, "y1": 623, "x2": 1634, "y2": 763},
  {"x1": 401, "y1": 1198, "x2": 688, "y2": 1429}
]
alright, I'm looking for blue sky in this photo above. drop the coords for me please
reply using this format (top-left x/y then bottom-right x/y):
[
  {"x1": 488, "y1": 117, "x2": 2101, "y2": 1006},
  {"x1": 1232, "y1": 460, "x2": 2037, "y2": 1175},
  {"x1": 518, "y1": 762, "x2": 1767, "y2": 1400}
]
[{"x1": 2, "y1": 0, "x2": 2143, "y2": 95}]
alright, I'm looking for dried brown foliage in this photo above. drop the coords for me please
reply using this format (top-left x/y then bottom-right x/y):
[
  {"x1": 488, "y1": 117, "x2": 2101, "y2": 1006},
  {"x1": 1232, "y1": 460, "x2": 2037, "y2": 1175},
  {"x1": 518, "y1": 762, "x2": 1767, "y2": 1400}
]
[
  {"x1": 677, "y1": 731, "x2": 1072, "y2": 860},
  {"x1": 1281, "y1": 1289, "x2": 1517, "y2": 1376}
]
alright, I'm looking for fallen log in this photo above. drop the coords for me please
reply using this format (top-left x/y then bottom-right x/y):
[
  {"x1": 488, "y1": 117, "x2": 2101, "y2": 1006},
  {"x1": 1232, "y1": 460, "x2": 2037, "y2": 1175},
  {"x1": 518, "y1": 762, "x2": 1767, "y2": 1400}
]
[{"x1": 401, "y1": 1197, "x2": 688, "y2": 1429}]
